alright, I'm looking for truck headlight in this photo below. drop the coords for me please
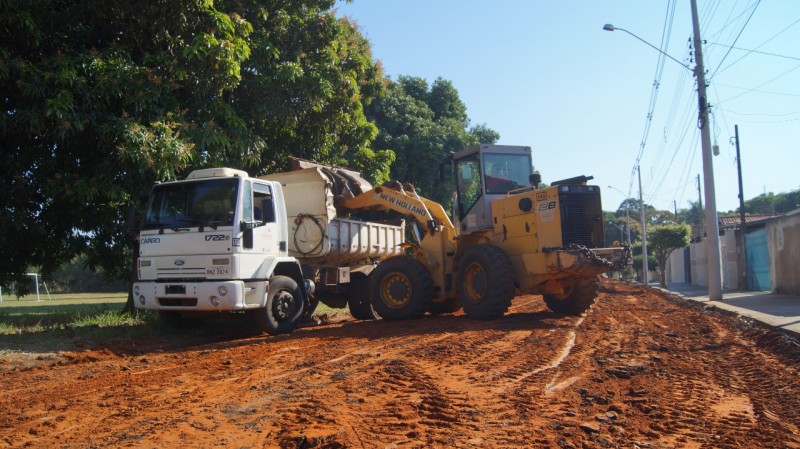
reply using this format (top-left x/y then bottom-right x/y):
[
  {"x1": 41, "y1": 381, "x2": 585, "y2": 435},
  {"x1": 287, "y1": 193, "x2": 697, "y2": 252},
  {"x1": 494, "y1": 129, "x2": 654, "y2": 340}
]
[
  {"x1": 218, "y1": 286, "x2": 228, "y2": 296},
  {"x1": 134, "y1": 285, "x2": 141, "y2": 296},
  {"x1": 210, "y1": 296, "x2": 220, "y2": 306},
  {"x1": 138, "y1": 295, "x2": 146, "y2": 306}
]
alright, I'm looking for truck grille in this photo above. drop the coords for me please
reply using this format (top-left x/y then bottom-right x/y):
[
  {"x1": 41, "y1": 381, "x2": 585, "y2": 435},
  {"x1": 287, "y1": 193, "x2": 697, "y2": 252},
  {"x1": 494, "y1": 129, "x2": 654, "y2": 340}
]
[
  {"x1": 558, "y1": 187, "x2": 604, "y2": 248},
  {"x1": 157, "y1": 267, "x2": 206, "y2": 279},
  {"x1": 158, "y1": 297, "x2": 198, "y2": 307}
]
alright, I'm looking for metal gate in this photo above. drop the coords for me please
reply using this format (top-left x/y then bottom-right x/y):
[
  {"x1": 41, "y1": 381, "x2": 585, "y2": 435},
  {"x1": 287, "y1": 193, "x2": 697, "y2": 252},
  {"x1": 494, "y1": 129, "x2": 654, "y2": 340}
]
[{"x1": 745, "y1": 228, "x2": 770, "y2": 291}]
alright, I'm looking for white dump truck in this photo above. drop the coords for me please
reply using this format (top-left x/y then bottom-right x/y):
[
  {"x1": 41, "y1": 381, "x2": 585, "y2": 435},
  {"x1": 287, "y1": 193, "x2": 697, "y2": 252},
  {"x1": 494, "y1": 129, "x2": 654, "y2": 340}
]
[{"x1": 133, "y1": 163, "x2": 404, "y2": 334}]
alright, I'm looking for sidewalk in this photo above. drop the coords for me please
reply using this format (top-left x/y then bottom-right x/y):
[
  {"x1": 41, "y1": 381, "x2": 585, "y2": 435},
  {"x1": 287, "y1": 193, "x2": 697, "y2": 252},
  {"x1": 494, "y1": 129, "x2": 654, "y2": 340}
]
[{"x1": 663, "y1": 282, "x2": 800, "y2": 337}]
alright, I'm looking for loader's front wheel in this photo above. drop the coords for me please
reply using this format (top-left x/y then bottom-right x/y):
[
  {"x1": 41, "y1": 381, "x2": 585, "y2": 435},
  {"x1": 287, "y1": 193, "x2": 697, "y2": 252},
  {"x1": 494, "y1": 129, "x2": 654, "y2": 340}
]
[
  {"x1": 542, "y1": 276, "x2": 600, "y2": 315},
  {"x1": 370, "y1": 256, "x2": 433, "y2": 320},
  {"x1": 457, "y1": 244, "x2": 515, "y2": 320}
]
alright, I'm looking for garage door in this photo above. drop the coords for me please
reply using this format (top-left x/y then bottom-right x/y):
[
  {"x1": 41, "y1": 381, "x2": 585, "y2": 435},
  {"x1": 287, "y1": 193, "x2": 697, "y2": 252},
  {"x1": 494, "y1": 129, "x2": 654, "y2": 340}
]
[{"x1": 745, "y1": 228, "x2": 770, "y2": 291}]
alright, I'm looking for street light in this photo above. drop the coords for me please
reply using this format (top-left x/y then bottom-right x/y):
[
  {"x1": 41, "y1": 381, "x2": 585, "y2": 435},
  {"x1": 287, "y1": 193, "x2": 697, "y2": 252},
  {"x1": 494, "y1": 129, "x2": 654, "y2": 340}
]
[
  {"x1": 608, "y1": 221, "x2": 625, "y2": 243},
  {"x1": 608, "y1": 177, "x2": 648, "y2": 284},
  {"x1": 606, "y1": 186, "x2": 632, "y2": 246},
  {"x1": 602, "y1": 24, "x2": 691, "y2": 70},
  {"x1": 603, "y1": 12, "x2": 722, "y2": 299}
]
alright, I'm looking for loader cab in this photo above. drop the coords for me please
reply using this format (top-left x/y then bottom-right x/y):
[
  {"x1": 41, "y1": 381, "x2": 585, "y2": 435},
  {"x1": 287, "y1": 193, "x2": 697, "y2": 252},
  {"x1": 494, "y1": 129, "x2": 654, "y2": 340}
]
[{"x1": 452, "y1": 144, "x2": 533, "y2": 233}]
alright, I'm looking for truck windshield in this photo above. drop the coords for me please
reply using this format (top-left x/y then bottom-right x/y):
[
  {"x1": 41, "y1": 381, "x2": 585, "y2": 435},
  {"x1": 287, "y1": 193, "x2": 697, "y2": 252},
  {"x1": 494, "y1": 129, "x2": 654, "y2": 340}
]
[
  {"x1": 483, "y1": 153, "x2": 532, "y2": 194},
  {"x1": 143, "y1": 178, "x2": 239, "y2": 230}
]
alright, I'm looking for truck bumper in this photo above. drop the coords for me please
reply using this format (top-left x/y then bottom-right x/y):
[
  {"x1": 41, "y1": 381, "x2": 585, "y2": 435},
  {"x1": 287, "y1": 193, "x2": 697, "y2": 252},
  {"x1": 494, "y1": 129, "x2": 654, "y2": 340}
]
[{"x1": 132, "y1": 280, "x2": 265, "y2": 311}]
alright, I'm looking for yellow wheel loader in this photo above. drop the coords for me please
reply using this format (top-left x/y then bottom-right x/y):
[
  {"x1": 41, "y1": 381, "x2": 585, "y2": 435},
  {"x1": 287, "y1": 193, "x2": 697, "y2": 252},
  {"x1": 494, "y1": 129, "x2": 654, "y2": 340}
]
[{"x1": 298, "y1": 144, "x2": 630, "y2": 320}]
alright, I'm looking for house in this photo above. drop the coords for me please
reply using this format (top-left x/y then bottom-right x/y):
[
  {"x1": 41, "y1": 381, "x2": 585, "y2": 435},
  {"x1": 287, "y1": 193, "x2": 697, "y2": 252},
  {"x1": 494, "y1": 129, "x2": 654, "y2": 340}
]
[{"x1": 666, "y1": 212, "x2": 799, "y2": 292}]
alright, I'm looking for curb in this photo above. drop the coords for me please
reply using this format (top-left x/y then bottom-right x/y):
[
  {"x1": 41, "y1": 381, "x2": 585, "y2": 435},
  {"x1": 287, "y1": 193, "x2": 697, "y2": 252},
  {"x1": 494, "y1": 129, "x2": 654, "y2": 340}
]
[{"x1": 650, "y1": 285, "x2": 800, "y2": 342}]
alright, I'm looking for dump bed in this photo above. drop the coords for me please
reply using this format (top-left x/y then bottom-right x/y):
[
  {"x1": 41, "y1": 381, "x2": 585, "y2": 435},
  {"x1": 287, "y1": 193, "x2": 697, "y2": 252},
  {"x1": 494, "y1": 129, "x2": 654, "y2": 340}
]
[{"x1": 260, "y1": 168, "x2": 405, "y2": 266}]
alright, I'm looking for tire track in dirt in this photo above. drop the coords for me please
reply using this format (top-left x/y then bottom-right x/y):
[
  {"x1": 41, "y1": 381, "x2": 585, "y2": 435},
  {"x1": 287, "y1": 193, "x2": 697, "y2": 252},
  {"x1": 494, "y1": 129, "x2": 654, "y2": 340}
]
[{"x1": 3, "y1": 281, "x2": 800, "y2": 448}]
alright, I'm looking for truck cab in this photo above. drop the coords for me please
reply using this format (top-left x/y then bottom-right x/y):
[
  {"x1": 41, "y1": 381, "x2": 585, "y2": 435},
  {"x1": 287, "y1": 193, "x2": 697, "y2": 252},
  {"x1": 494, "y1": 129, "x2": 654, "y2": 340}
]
[{"x1": 133, "y1": 168, "x2": 313, "y2": 334}]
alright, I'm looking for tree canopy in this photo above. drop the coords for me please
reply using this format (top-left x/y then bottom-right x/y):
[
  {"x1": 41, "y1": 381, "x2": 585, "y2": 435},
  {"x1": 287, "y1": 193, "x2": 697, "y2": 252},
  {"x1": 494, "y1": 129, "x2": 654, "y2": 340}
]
[
  {"x1": 366, "y1": 75, "x2": 498, "y2": 206},
  {"x1": 738, "y1": 190, "x2": 800, "y2": 215},
  {"x1": 0, "y1": 1, "x2": 497, "y2": 290},
  {"x1": 0, "y1": 0, "x2": 389, "y2": 289},
  {"x1": 648, "y1": 223, "x2": 691, "y2": 287}
]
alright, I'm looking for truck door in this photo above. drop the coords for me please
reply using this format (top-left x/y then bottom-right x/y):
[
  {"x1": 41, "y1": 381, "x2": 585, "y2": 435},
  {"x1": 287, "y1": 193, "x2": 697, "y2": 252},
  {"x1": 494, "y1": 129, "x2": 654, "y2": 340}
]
[{"x1": 250, "y1": 182, "x2": 280, "y2": 255}]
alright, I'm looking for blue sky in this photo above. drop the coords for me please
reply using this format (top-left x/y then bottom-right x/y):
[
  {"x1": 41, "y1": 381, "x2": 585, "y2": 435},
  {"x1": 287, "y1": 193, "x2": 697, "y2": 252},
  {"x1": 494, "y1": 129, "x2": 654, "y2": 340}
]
[{"x1": 334, "y1": 1, "x2": 799, "y2": 214}]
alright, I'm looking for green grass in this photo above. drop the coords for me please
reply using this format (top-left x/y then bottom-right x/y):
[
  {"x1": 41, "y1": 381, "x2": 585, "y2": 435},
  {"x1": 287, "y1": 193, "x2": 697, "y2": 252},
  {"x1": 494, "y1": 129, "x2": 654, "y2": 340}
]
[
  {"x1": 0, "y1": 291, "x2": 128, "y2": 307},
  {"x1": 0, "y1": 292, "x2": 348, "y2": 356},
  {"x1": 0, "y1": 293, "x2": 159, "y2": 355},
  {"x1": 0, "y1": 292, "x2": 135, "y2": 335}
]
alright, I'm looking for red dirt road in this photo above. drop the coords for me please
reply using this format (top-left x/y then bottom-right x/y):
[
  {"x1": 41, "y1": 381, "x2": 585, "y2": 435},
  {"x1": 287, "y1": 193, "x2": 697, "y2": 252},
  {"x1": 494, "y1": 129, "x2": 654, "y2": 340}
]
[{"x1": 2, "y1": 280, "x2": 800, "y2": 448}]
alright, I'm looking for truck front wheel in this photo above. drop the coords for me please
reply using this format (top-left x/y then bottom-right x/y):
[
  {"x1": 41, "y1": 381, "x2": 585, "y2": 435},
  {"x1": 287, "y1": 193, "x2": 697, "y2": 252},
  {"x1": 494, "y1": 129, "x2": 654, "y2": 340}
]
[
  {"x1": 253, "y1": 276, "x2": 305, "y2": 335},
  {"x1": 370, "y1": 256, "x2": 433, "y2": 320},
  {"x1": 456, "y1": 244, "x2": 515, "y2": 320},
  {"x1": 542, "y1": 276, "x2": 600, "y2": 315}
]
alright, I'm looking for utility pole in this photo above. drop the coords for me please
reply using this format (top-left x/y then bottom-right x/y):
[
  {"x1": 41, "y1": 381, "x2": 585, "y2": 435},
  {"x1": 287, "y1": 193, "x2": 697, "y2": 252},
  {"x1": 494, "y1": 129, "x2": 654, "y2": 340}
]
[
  {"x1": 674, "y1": 200, "x2": 678, "y2": 221},
  {"x1": 697, "y1": 174, "x2": 703, "y2": 231},
  {"x1": 691, "y1": 0, "x2": 723, "y2": 300},
  {"x1": 735, "y1": 124, "x2": 747, "y2": 287},
  {"x1": 638, "y1": 165, "x2": 648, "y2": 284},
  {"x1": 625, "y1": 204, "x2": 631, "y2": 246}
]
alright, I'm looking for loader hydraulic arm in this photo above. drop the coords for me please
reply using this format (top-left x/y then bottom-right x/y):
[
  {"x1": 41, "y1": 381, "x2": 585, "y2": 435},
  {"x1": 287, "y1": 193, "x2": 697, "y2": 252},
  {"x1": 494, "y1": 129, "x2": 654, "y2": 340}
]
[{"x1": 338, "y1": 181, "x2": 455, "y2": 239}]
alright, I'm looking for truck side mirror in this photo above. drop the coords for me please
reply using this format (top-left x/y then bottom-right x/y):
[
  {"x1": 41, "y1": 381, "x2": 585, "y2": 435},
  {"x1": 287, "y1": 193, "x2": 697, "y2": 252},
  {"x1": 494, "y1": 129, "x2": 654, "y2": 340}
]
[{"x1": 529, "y1": 173, "x2": 542, "y2": 187}]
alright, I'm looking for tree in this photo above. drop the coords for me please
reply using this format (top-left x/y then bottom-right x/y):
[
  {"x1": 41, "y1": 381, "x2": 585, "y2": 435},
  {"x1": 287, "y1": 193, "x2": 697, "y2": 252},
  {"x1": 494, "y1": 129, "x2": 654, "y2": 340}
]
[
  {"x1": 648, "y1": 210, "x2": 677, "y2": 226},
  {"x1": 604, "y1": 211, "x2": 625, "y2": 247},
  {"x1": 677, "y1": 200, "x2": 704, "y2": 225},
  {"x1": 230, "y1": 11, "x2": 391, "y2": 179},
  {"x1": 648, "y1": 224, "x2": 691, "y2": 288},
  {"x1": 2, "y1": 0, "x2": 248, "y2": 289},
  {"x1": 366, "y1": 75, "x2": 498, "y2": 206},
  {"x1": 469, "y1": 123, "x2": 500, "y2": 145},
  {"x1": 0, "y1": 1, "x2": 389, "y2": 289},
  {"x1": 614, "y1": 198, "x2": 640, "y2": 217},
  {"x1": 742, "y1": 190, "x2": 800, "y2": 215}
]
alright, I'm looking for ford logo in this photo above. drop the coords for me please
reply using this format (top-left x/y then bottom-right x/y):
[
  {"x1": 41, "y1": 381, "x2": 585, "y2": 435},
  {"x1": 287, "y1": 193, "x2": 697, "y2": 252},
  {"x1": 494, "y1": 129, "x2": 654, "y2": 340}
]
[{"x1": 174, "y1": 260, "x2": 185, "y2": 266}]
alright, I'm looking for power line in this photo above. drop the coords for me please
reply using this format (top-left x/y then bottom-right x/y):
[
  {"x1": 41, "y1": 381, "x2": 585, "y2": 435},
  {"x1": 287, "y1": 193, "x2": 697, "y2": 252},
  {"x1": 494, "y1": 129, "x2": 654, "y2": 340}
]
[
  {"x1": 719, "y1": 62, "x2": 800, "y2": 104},
  {"x1": 708, "y1": 44, "x2": 800, "y2": 62},
  {"x1": 714, "y1": 82, "x2": 800, "y2": 98},
  {"x1": 727, "y1": 110, "x2": 800, "y2": 117},
  {"x1": 710, "y1": 0, "x2": 761, "y2": 78},
  {"x1": 711, "y1": 16, "x2": 800, "y2": 78},
  {"x1": 628, "y1": 0, "x2": 679, "y2": 196},
  {"x1": 650, "y1": 93, "x2": 698, "y2": 205}
]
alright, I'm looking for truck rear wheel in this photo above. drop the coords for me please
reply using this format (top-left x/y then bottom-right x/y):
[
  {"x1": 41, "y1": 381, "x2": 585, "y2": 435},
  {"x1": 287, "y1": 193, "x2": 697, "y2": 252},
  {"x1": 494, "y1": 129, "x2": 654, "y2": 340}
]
[
  {"x1": 457, "y1": 244, "x2": 515, "y2": 320},
  {"x1": 348, "y1": 273, "x2": 380, "y2": 320},
  {"x1": 542, "y1": 276, "x2": 600, "y2": 315},
  {"x1": 253, "y1": 275, "x2": 305, "y2": 335},
  {"x1": 370, "y1": 256, "x2": 433, "y2": 320}
]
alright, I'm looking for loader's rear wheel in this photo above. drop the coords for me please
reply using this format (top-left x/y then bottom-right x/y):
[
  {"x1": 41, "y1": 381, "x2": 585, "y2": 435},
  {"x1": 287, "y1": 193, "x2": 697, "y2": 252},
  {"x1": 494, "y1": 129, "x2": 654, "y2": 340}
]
[
  {"x1": 457, "y1": 244, "x2": 515, "y2": 320},
  {"x1": 253, "y1": 275, "x2": 305, "y2": 335},
  {"x1": 348, "y1": 273, "x2": 380, "y2": 320},
  {"x1": 542, "y1": 276, "x2": 600, "y2": 315},
  {"x1": 370, "y1": 256, "x2": 433, "y2": 320}
]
